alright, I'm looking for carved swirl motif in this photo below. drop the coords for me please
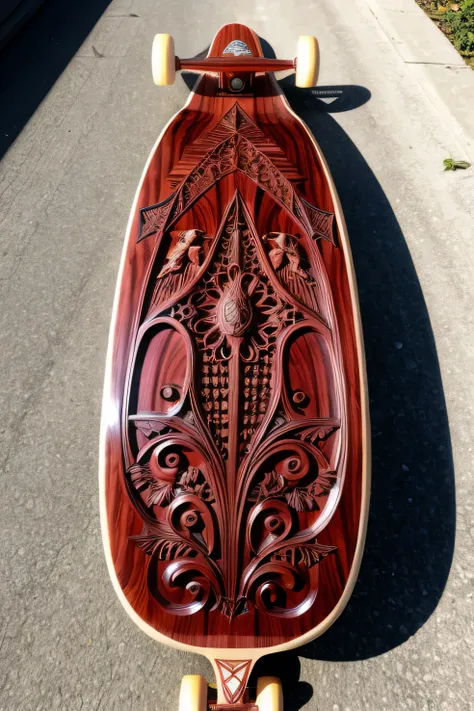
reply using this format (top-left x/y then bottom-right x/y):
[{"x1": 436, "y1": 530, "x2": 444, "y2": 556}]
[
  {"x1": 126, "y1": 105, "x2": 342, "y2": 621},
  {"x1": 249, "y1": 441, "x2": 336, "y2": 512},
  {"x1": 130, "y1": 440, "x2": 214, "y2": 508}
]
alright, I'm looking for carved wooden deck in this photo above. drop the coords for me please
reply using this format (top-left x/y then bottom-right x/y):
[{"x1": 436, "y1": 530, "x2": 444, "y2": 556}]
[{"x1": 100, "y1": 23, "x2": 369, "y2": 668}]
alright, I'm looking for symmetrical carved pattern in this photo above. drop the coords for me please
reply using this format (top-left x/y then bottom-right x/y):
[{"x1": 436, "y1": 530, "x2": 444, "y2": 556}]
[
  {"x1": 215, "y1": 660, "x2": 253, "y2": 705},
  {"x1": 119, "y1": 96, "x2": 349, "y2": 625},
  {"x1": 101, "y1": 17, "x2": 371, "y2": 661},
  {"x1": 167, "y1": 195, "x2": 304, "y2": 458},
  {"x1": 136, "y1": 104, "x2": 335, "y2": 245},
  {"x1": 125, "y1": 189, "x2": 341, "y2": 619},
  {"x1": 98, "y1": 18, "x2": 368, "y2": 666},
  {"x1": 167, "y1": 103, "x2": 305, "y2": 186}
]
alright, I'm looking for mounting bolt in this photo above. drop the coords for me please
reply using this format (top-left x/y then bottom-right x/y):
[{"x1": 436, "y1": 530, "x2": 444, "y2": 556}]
[{"x1": 230, "y1": 77, "x2": 245, "y2": 91}]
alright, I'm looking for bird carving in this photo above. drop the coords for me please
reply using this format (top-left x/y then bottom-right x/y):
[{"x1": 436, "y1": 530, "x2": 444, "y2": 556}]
[
  {"x1": 158, "y1": 229, "x2": 208, "y2": 278},
  {"x1": 262, "y1": 232, "x2": 309, "y2": 280}
]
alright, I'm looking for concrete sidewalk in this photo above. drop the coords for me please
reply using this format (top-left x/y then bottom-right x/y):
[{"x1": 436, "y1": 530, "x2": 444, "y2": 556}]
[
  {"x1": 366, "y1": 0, "x2": 474, "y2": 159},
  {"x1": 0, "y1": 0, "x2": 473, "y2": 710}
]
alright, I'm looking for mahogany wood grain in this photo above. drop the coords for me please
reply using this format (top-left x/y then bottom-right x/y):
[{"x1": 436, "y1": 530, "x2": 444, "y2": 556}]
[{"x1": 100, "y1": 23, "x2": 369, "y2": 657}]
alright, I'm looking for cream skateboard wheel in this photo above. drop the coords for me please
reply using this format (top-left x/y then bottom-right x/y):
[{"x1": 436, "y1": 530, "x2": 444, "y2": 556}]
[
  {"x1": 256, "y1": 677, "x2": 284, "y2": 711},
  {"x1": 178, "y1": 675, "x2": 208, "y2": 711},
  {"x1": 295, "y1": 35, "x2": 320, "y2": 87},
  {"x1": 152, "y1": 33, "x2": 176, "y2": 86}
]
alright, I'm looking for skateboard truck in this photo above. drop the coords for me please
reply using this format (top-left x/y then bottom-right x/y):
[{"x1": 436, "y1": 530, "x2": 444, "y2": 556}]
[
  {"x1": 175, "y1": 57, "x2": 297, "y2": 73},
  {"x1": 152, "y1": 35, "x2": 320, "y2": 89},
  {"x1": 175, "y1": 56, "x2": 300, "y2": 94},
  {"x1": 181, "y1": 674, "x2": 283, "y2": 711}
]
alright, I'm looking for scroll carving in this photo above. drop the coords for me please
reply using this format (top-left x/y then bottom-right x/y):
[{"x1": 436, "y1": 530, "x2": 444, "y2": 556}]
[
  {"x1": 124, "y1": 105, "x2": 345, "y2": 623},
  {"x1": 129, "y1": 439, "x2": 214, "y2": 509}
]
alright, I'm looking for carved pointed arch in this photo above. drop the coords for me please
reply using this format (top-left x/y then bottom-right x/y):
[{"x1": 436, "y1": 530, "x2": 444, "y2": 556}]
[
  {"x1": 167, "y1": 103, "x2": 306, "y2": 185},
  {"x1": 138, "y1": 103, "x2": 335, "y2": 245},
  {"x1": 125, "y1": 189, "x2": 344, "y2": 620}
]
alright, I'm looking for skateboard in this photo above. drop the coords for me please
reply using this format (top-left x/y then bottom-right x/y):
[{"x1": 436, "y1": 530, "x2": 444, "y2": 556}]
[{"x1": 99, "y1": 23, "x2": 370, "y2": 711}]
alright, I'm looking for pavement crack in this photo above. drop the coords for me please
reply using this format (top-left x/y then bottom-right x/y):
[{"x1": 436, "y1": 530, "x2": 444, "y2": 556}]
[
  {"x1": 0, "y1": 621, "x2": 7, "y2": 655},
  {"x1": 405, "y1": 60, "x2": 468, "y2": 67},
  {"x1": 45, "y1": 540, "x2": 74, "y2": 583},
  {"x1": 0, "y1": 220, "x2": 39, "y2": 285}
]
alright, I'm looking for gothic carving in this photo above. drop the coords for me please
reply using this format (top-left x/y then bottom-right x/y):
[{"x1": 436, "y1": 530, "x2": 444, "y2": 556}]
[
  {"x1": 136, "y1": 103, "x2": 335, "y2": 245},
  {"x1": 167, "y1": 133, "x2": 295, "y2": 220},
  {"x1": 167, "y1": 103, "x2": 305, "y2": 186},
  {"x1": 298, "y1": 196, "x2": 335, "y2": 244},
  {"x1": 102, "y1": 19, "x2": 367, "y2": 660},
  {"x1": 215, "y1": 660, "x2": 253, "y2": 705},
  {"x1": 138, "y1": 192, "x2": 175, "y2": 243},
  {"x1": 125, "y1": 190, "x2": 342, "y2": 620}
]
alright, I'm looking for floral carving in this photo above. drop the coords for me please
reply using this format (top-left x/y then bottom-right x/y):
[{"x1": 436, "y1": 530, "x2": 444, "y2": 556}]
[
  {"x1": 130, "y1": 459, "x2": 213, "y2": 508},
  {"x1": 124, "y1": 108, "x2": 344, "y2": 622},
  {"x1": 250, "y1": 465, "x2": 337, "y2": 513}
]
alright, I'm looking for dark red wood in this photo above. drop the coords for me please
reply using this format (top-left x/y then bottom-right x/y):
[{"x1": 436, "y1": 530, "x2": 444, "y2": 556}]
[{"x1": 102, "y1": 23, "x2": 366, "y2": 651}]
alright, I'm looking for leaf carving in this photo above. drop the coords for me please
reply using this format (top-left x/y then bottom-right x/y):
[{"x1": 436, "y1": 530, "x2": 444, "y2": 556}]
[
  {"x1": 274, "y1": 541, "x2": 337, "y2": 568},
  {"x1": 122, "y1": 117, "x2": 346, "y2": 622},
  {"x1": 129, "y1": 463, "x2": 175, "y2": 507},
  {"x1": 285, "y1": 487, "x2": 318, "y2": 512},
  {"x1": 130, "y1": 532, "x2": 196, "y2": 560}
]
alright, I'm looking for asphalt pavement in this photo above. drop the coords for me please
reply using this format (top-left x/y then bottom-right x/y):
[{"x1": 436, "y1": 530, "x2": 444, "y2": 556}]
[{"x1": 0, "y1": 0, "x2": 473, "y2": 709}]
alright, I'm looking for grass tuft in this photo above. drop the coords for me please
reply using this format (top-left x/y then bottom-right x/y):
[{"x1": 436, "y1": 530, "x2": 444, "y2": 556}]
[
  {"x1": 446, "y1": 0, "x2": 474, "y2": 55},
  {"x1": 415, "y1": 0, "x2": 474, "y2": 67}
]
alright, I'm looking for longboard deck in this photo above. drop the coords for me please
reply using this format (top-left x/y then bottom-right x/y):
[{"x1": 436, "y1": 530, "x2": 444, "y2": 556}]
[{"x1": 100, "y1": 22, "x2": 370, "y2": 706}]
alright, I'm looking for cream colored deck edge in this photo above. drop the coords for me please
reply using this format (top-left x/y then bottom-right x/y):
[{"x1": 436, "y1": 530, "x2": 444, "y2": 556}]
[{"x1": 99, "y1": 72, "x2": 371, "y2": 666}]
